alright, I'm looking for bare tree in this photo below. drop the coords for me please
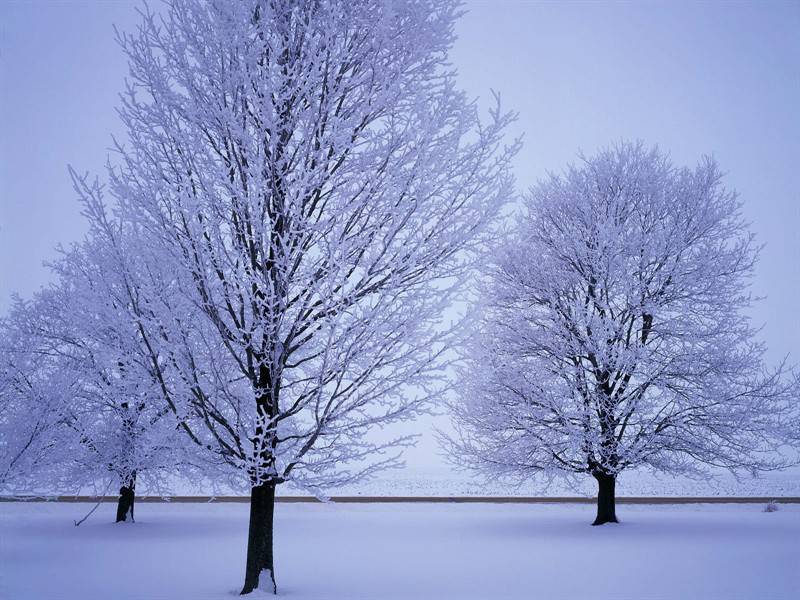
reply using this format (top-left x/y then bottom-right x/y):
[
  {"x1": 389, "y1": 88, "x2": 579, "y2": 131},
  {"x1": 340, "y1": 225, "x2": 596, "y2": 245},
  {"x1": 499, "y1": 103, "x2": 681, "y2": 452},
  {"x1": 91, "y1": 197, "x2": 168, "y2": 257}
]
[
  {"x1": 447, "y1": 142, "x2": 798, "y2": 525},
  {"x1": 91, "y1": 0, "x2": 517, "y2": 593}
]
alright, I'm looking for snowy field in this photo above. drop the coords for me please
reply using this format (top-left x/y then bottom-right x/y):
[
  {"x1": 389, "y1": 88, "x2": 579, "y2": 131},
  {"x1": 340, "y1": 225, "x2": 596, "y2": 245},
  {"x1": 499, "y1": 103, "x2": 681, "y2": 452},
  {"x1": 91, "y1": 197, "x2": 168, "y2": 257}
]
[{"x1": 2, "y1": 502, "x2": 798, "y2": 600}]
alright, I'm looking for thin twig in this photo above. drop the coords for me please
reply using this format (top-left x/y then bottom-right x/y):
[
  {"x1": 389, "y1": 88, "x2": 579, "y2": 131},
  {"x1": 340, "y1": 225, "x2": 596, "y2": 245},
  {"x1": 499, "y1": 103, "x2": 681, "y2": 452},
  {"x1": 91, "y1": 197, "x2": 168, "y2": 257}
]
[{"x1": 73, "y1": 480, "x2": 113, "y2": 527}]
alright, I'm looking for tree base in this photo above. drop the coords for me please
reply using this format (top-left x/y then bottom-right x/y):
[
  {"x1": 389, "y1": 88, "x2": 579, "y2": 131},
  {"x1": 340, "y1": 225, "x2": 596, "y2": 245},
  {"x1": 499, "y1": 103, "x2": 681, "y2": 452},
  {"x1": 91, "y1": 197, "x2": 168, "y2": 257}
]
[
  {"x1": 115, "y1": 485, "x2": 135, "y2": 523},
  {"x1": 240, "y1": 483, "x2": 277, "y2": 595},
  {"x1": 240, "y1": 568, "x2": 276, "y2": 596},
  {"x1": 591, "y1": 471, "x2": 618, "y2": 526}
]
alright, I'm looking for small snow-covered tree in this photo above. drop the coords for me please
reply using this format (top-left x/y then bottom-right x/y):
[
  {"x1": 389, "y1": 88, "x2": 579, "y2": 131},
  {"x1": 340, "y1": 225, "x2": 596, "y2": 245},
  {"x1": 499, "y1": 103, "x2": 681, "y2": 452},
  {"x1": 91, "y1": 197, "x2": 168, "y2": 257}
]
[
  {"x1": 46, "y1": 242, "x2": 187, "y2": 521},
  {"x1": 101, "y1": 0, "x2": 516, "y2": 593},
  {"x1": 448, "y1": 142, "x2": 797, "y2": 525},
  {"x1": 2, "y1": 179, "x2": 191, "y2": 521},
  {"x1": 61, "y1": 175, "x2": 201, "y2": 521}
]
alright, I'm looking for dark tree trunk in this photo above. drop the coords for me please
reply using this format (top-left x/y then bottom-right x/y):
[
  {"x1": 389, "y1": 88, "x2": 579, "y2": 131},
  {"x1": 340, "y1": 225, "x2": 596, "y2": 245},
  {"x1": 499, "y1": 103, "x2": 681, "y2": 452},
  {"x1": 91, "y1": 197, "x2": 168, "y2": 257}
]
[
  {"x1": 592, "y1": 471, "x2": 618, "y2": 526},
  {"x1": 240, "y1": 481, "x2": 277, "y2": 595},
  {"x1": 115, "y1": 471, "x2": 137, "y2": 523}
]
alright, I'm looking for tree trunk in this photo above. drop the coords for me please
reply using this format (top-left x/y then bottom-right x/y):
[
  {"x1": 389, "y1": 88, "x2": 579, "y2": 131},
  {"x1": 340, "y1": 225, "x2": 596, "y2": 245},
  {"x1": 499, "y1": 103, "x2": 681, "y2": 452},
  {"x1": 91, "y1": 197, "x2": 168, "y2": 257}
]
[
  {"x1": 240, "y1": 481, "x2": 277, "y2": 595},
  {"x1": 115, "y1": 471, "x2": 136, "y2": 523},
  {"x1": 592, "y1": 471, "x2": 618, "y2": 526}
]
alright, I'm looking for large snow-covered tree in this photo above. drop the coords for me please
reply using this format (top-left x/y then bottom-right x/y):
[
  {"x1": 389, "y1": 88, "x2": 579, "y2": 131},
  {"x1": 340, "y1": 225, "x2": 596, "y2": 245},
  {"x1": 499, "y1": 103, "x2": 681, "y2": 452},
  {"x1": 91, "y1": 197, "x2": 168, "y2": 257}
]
[
  {"x1": 448, "y1": 142, "x2": 797, "y2": 525},
  {"x1": 98, "y1": 0, "x2": 516, "y2": 593}
]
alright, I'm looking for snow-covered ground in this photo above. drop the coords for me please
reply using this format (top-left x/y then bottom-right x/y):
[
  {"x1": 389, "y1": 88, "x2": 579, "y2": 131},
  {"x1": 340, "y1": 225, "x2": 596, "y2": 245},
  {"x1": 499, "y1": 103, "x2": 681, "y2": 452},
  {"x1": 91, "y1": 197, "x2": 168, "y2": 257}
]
[{"x1": 2, "y1": 501, "x2": 798, "y2": 599}]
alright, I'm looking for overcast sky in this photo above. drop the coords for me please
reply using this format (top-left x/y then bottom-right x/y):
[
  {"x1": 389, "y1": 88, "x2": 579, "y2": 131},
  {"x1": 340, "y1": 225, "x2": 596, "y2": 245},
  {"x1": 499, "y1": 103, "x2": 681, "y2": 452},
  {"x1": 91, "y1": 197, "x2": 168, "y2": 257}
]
[{"x1": 1, "y1": 0, "x2": 799, "y2": 477}]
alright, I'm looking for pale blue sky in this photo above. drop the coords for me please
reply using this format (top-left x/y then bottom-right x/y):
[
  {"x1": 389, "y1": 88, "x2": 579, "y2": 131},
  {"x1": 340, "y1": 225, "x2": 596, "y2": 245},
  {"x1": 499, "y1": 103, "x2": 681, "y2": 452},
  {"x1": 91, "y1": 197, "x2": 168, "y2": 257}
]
[{"x1": 2, "y1": 0, "x2": 799, "y2": 478}]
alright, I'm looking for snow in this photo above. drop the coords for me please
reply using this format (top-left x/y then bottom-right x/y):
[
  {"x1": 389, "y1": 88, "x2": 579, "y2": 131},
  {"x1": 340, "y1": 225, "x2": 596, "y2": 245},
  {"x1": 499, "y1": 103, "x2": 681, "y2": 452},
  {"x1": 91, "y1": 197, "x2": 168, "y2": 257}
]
[
  {"x1": 258, "y1": 569, "x2": 276, "y2": 595},
  {"x1": 2, "y1": 501, "x2": 798, "y2": 599}
]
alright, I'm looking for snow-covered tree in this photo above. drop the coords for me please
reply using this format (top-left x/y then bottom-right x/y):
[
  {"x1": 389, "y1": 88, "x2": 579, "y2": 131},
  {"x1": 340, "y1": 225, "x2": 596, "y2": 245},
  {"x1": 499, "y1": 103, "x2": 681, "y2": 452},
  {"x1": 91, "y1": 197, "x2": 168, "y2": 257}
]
[
  {"x1": 448, "y1": 142, "x2": 798, "y2": 525},
  {"x1": 100, "y1": 0, "x2": 516, "y2": 592},
  {"x1": 49, "y1": 232, "x2": 189, "y2": 521},
  {"x1": 1, "y1": 176, "x2": 191, "y2": 521}
]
